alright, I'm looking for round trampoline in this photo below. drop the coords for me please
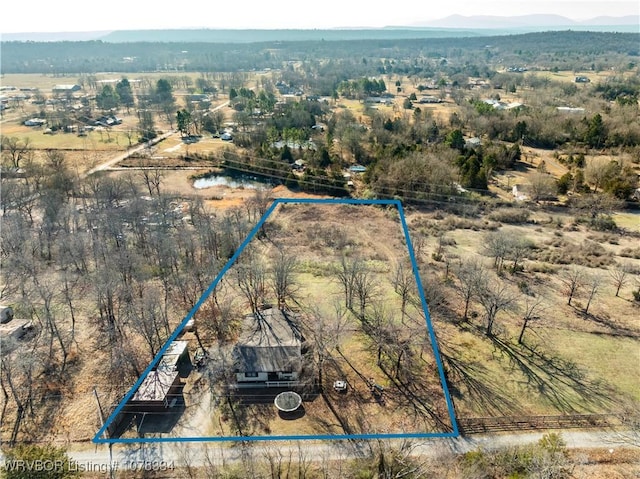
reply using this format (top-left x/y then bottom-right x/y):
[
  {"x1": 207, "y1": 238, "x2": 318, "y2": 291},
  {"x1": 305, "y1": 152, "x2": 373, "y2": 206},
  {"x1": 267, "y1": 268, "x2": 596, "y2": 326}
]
[{"x1": 274, "y1": 391, "x2": 302, "y2": 412}]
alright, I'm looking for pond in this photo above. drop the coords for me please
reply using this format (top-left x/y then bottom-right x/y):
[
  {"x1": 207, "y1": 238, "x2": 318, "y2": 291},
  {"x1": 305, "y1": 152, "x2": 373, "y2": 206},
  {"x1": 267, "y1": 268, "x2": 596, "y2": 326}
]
[{"x1": 193, "y1": 174, "x2": 271, "y2": 190}]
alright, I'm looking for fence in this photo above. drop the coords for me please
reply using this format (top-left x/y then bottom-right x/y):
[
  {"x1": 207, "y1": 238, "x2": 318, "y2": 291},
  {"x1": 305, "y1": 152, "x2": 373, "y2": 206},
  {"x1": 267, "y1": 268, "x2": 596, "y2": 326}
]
[{"x1": 458, "y1": 414, "x2": 620, "y2": 435}]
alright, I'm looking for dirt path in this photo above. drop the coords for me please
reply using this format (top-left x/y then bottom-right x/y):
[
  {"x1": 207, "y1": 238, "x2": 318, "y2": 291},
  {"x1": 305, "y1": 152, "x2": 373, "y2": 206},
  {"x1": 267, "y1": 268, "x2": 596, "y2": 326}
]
[
  {"x1": 12, "y1": 429, "x2": 633, "y2": 472},
  {"x1": 82, "y1": 130, "x2": 177, "y2": 178}
]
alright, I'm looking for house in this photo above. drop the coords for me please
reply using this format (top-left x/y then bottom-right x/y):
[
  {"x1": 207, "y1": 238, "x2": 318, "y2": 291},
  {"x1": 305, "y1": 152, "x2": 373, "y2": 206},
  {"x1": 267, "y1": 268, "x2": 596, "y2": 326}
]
[
  {"x1": 418, "y1": 95, "x2": 441, "y2": 104},
  {"x1": 53, "y1": 84, "x2": 81, "y2": 94},
  {"x1": 512, "y1": 184, "x2": 530, "y2": 202},
  {"x1": 466, "y1": 137, "x2": 482, "y2": 148},
  {"x1": 557, "y1": 107, "x2": 585, "y2": 114},
  {"x1": 233, "y1": 308, "x2": 303, "y2": 387},
  {"x1": 24, "y1": 118, "x2": 47, "y2": 127}
]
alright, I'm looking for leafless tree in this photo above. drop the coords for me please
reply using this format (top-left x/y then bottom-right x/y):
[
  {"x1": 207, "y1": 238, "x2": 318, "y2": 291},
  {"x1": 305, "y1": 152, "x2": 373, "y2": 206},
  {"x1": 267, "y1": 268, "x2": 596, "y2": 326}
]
[
  {"x1": 391, "y1": 260, "x2": 415, "y2": 323},
  {"x1": 235, "y1": 249, "x2": 267, "y2": 317},
  {"x1": 583, "y1": 272, "x2": 602, "y2": 315},
  {"x1": 353, "y1": 263, "x2": 377, "y2": 320},
  {"x1": 475, "y1": 276, "x2": 518, "y2": 337},
  {"x1": 1, "y1": 136, "x2": 32, "y2": 169},
  {"x1": 529, "y1": 171, "x2": 557, "y2": 201},
  {"x1": 140, "y1": 162, "x2": 163, "y2": 196},
  {"x1": 518, "y1": 294, "x2": 547, "y2": 344},
  {"x1": 270, "y1": 248, "x2": 298, "y2": 308},
  {"x1": 454, "y1": 258, "x2": 486, "y2": 321},
  {"x1": 609, "y1": 264, "x2": 632, "y2": 297},
  {"x1": 333, "y1": 254, "x2": 363, "y2": 311},
  {"x1": 560, "y1": 265, "x2": 584, "y2": 306},
  {"x1": 484, "y1": 232, "x2": 510, "y2": 272}
]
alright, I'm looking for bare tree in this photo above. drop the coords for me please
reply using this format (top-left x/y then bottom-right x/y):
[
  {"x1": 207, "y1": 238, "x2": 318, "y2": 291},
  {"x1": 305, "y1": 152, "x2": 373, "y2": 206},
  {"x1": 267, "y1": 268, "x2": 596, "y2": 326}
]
[
  {"x1": 454, "y1": 258, "x2": 486, "y2": 320},
  {"x1": 609, "y1": 264, "x2": 631, "y2": 297},
  {"x1": 518, "y1": 294, "x2": 547, "y2": 344},
  {"x1": 529, "y1": 171, "x2": 557, "y2": 201},
  {"x1": 560, "y1": 265, "x2": 584, "y2": 306},
  {"x1": 353, "y1": 263, "x2": 377, "y2": 320},
  {"x1": 475, "y1": 276, "x2": 518, "y2": 337},
  {"x1": 1, "y1": 136, "x2": 32, "y2": 169},
  {"x1": 333, "y1": 254, "x2": 363, "y2": 311},
  {"x1": 235, "y1": 249, "x2": 267, "y2": 317},
  {"x1": 583, "y1": 272, "x2": 602, "y2": 315},
  {"x1": 140, "y1": 162, "x2": 163, "y2": 196},
  {"x1": 270, "y1": 248, "x2": 298, "y2": 308},
  {"x1": 484, "y1": 232, "x2": 510, "y2": 272},
  {"x1": 391, "y1": 260, "x2": 415, "y2": 323}
]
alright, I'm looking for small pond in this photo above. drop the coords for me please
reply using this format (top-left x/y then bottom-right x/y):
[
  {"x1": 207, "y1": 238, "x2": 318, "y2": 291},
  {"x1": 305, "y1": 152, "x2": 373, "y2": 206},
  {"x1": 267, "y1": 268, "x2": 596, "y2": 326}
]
[{"x1": 193, "y1": 174, "x2": 272, "y2": 190}]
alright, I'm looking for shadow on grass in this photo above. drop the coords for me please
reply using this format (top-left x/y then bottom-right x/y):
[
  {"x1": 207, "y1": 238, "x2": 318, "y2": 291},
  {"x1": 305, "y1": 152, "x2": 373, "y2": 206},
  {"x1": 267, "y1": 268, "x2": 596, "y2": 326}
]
[
  {"x1": 439, "y1": 339, "x2": 526, "y2": 417},
  {"x1": 487, "y1": 334, "x2": 617, "y2": 414},
  {"x1": 577, "y1": 310, "x2": 640, "y2": 338}
]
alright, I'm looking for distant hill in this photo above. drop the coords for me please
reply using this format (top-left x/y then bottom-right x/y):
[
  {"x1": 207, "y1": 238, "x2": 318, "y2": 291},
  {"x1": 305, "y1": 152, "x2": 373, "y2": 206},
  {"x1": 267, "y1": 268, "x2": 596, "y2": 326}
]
[
  {"x1": 416, "y1": 14, "x2": 639, "y2": 29},
  {"x1": 1, "y1": 14, "x2": 637, "y2": 43},
  {"x1": 96, "y1": 28, "x2": 489, "y2": 43},
  {"x1": 1, "y1": 31, "x2": 112, "y2": 42}
]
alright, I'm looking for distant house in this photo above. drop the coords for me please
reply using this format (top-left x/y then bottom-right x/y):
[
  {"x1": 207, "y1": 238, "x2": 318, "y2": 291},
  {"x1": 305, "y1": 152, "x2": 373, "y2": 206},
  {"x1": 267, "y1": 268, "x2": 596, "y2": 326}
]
[
  {"x1": 53, "y1": 84, "x2": 81, "y2": 94},
  {"x1": 24, "y1": 118, "x2": 47, "y2": 127},
  {"x1": 418, "y1": 95, "x2": 441, "y2": 104},
  {"x1": 557, "y1": 107, "x2": 585, "y2": 114},
  {"x1": 233, "y1": 308, "x2": 303, "y2": 387},
  {"x1": 187, "y1": 94, "x2": 210, "y2": 102},
  {"x1": 466, "y1": 137, "x2": 482, "y2": 148},
  {"x1": 512, "y1": 184, "x2": 530, "y2": 202}
]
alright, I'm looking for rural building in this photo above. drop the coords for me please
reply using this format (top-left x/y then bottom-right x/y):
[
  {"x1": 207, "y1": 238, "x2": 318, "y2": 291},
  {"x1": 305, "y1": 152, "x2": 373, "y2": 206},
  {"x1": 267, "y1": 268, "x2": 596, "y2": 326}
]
[
  {"x1": 233, "y1": 308, "x2": 303, "y2": 387},
  {"x1": 512, "y1": 184, "x2": 531, "y2": 202},
  {"x1": 53, "y1": 84, "x2": 81, "y2": 94},
  {"x1": 129, "y1": 370, "x2": 182, "y2": 410},
  {"x1": 557, "y1": 106, "x2": 585, "y2": 114},
  {"x1": 418, "y1": 95, "x2": 441, "y2": 104},
  {"x1": 156, "y1": 340, "x2": 192, "y2": 378},
  {"x1": 466, "y1": 137, "x2": 482, "y2": 148},
  {"x1": 24, "y1": 118, "x2": 47, "y2": 127}
]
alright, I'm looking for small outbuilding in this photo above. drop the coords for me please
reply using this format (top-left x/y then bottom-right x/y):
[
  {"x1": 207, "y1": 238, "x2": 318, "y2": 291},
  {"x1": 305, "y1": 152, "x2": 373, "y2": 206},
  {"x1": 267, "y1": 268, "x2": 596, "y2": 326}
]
[
  {"x1": 129, "y1": 370, "x2": 182, "y2": 410},
  {"x1": 156, "y1": 340, "x2": 192, "y2": 377}
]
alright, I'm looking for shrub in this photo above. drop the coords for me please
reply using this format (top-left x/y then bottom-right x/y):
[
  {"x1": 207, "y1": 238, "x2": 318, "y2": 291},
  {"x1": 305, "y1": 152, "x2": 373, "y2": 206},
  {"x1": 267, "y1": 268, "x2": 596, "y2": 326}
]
[{"x1": 487, "y1": 207, "x2": 531, "y2": 224}]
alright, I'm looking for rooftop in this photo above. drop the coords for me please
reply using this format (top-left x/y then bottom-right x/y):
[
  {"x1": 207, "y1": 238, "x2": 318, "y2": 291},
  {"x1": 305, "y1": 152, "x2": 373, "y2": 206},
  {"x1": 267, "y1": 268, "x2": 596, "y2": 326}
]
[
  {"x1": 131, "y1": 370, "x2": 180, "y2": 402},
  {"x1": 234, "y1": 308, "x2": 303, "y2": 373}
]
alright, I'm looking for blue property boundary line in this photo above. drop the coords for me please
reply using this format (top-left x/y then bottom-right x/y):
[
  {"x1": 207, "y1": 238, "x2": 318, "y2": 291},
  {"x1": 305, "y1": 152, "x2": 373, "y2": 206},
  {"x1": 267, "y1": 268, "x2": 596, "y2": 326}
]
[{"x1": 93, "y1": 198, "x2": 459, "y2": 444}]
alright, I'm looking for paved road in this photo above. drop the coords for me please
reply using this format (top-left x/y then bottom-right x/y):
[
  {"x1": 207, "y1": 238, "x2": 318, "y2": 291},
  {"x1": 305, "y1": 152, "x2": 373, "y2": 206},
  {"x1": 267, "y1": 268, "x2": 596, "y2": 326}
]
[{"x1": 18, "y1": 429, "x2": 631, "y2": 473}]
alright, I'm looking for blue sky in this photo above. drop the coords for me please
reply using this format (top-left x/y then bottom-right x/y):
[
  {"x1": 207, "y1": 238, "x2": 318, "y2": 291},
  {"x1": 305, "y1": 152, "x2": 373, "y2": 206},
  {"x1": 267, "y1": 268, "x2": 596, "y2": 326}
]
[{"x1": 0, "y1": 0, "x2": 637, "y2": 33}]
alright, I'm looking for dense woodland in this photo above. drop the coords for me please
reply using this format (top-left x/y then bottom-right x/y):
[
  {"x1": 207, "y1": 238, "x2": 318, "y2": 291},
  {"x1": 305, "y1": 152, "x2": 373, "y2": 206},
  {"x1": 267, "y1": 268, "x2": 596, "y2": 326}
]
[{"x1": 1, "y1": 31, "x2": 638, "y2": 74}]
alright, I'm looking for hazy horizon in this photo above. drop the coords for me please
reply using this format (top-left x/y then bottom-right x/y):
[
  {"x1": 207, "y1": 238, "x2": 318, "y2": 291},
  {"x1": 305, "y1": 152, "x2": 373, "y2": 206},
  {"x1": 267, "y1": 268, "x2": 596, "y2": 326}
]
[{"x1": 0, "y1": 0, "x2": 637, "y2": 34}]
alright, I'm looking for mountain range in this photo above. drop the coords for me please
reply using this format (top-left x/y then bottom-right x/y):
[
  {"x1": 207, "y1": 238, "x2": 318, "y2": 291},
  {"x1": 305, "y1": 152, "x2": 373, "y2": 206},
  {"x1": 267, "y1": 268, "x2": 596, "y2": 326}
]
[
  {"x1": 415, "y1": 14, "x2": 639, "y2": 29},
  {"x1": 1, "y1": 15, "x2": 637, "y2": 43}
]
